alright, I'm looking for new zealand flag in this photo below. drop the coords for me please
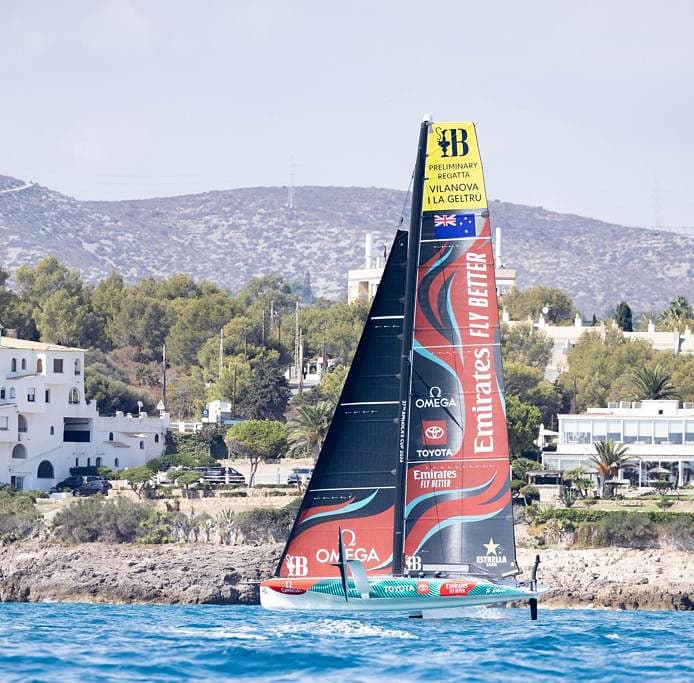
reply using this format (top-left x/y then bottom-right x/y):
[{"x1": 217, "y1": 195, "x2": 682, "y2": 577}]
[{"x1": 433, "y1": 213, "x2": 476, "y2": 239}]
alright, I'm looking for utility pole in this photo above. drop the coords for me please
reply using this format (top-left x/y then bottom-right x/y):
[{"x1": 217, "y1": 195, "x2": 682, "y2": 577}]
[
  {"x1": 162, "y1": 344, "x2": 167, "y2": 407},
  {"x1": 219, "y1": 328, "x2": 224, "y2": 378},
  {"x1": 232, "y1": 364, "x2": 237, "y2": 417}
]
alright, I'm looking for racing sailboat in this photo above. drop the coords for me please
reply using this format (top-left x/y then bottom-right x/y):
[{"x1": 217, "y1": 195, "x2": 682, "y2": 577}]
[{"x1": 260, "y1": 119, "x2": 547, "y2": 616}]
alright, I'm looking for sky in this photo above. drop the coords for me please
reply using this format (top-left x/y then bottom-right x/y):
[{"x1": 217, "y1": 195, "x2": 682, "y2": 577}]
[{"x1": 1, "y1": 0, "x2": 693, "y2": 229}]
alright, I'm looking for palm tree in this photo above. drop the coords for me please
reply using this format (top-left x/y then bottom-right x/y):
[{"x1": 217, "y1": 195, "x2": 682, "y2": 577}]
[
  {"x1": 662, "y1": 296, "x2": 692, "y2": 333},
  {"x1": 631, "y1": 364, "x2": 680, "y2": 401},
  {"x1": 288, "y1": 401, "x2": 334, "y2": 461},
  {"x1": 589, "y1": 440, "x2": 630, "y2": 497}
]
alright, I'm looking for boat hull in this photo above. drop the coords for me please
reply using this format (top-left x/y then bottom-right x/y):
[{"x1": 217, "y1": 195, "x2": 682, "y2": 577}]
[{"x1": 260, "y1": 576, "x2": 547, "y2": 612}]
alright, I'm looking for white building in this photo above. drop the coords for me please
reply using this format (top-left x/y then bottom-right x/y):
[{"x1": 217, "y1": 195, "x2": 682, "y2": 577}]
[
  {"x1": 0, "y1": 337, "x2": 169, "y2": 491},
  {"x1": 542, "y1": 400, "x2": 694, "y2": 488},
  {"x1": 348, "y1": 229, "x2": 516, "y2": 304},
  {"x1": 504, "y1": 314, "x2": 694, "y2": 382}
]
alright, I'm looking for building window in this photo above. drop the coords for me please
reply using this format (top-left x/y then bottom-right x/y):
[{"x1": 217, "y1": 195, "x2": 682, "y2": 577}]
[
  {"x1": 154, "y1": 434, "x2": 160, "y2": 444},
  {"x1": 11, "y1": 358, "x2": 17, "y2": 372},
  {"x1": 0, "y1": 416, "x2": 8, "y2": 430},
  {"x1": 685, "y1": 421, "x2": 694, "y2": 445},
  {"x1": 96, "y1": 457, "x2": 102, "y2": 468},
  {"x1": 75, "y1": 457, "x2": 79, "y2": 467},
  {"x1": 37, "y1": 358, "x2": 43, "y2": 373},
  {"x1": 562, "y1": 420, "x2": 590, "y2": 445},
  {"x1": 9, "y1": 388, "x2": 15, "y2": 399},
  {"x1": 669, "y1": 420, "x2": 684, "y2": 445},
  {"x1": 74, "y1": 358, "x2": 81, "y2": 376},
  {"x1": 109, "y1": 432, "x2": 114, "y2": 441},
  {"x1": 45, "y1": 389, "x2": 51, "y2": 403},
  {"x1": 139, "y1": 440, "x2": 145, "y2": 449},
  {"x1": 27, "y1": 388, "x2": 36, "y2": 403},
  {"x1": 54, "y1": 358, "x2": 64, "y2": 373},
  {"x1": 37, "y1": 460, "x2": 54, "y2": 479},
  {"x1": 10, "y1": 476, "x2": 24, "y2": 490},
  {"x1": 12, "y1": 444, "x2": 27, "y2": 459},
  {"x1": 50, "y1": 425, "x2": 55, "y2": 435},
  {"x1": 87, "y1": 457, "x2": 91, "y2": 467},
  {"x1": 21, "y1": 358, "x2": 26, "y2": 370},
  {"x1": 115, "y1": 457, "x2": 120, "y2": 468},
  {"x1": 18, "y1": 415, "x2": 27, "y2": 434},
  {"x1": 69, "y1": 387, "x2": 80, "y2": 404}
]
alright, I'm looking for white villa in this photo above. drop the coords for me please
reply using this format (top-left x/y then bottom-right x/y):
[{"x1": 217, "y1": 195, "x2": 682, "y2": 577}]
[
  {"x1": 541, "y1": 400, "x2": 694, "y2": 488},
  {"x1": 0, "y1": 337, "x2": 169, "y2": 492},
  {"x1": 505, "y1": 313, "x2": 694, "y2": 381},
  {"x1": 347, "y1": 230, "x2": 517, "y2": 304}
]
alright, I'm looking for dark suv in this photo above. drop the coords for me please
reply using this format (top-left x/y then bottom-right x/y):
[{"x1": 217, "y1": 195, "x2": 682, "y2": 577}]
[
  {"x1": 73, "y1": 476, "x2": 111, "y2": 497},
  {"x1": 50, "y1": 476, "x2": 85, "y2": 493}
]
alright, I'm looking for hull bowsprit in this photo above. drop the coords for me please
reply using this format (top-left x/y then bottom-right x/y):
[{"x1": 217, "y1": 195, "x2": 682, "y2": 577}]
[{"x1": 260, "y1": 576, "x2": 549, "y2": 612}]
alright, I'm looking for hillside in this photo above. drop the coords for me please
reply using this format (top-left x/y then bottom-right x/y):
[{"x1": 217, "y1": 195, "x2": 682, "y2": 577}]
[{"x1": 0, "y1": 174, "x2": 692, "y2": 315}]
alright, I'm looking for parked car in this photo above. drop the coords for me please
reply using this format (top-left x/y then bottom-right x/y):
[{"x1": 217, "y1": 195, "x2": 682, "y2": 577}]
[
  {"x1": 193, "y1": 466, "x2": 246, "y2": 486},
  {"x1": 73, "y1": 476, "x2": 111, "y2": 497},
  {"x1": 50, "y1": 476, "x2": 86, "y2": 493},
  {"x1": 287, "y1": 467, "x2": 313, "y2": 486}
]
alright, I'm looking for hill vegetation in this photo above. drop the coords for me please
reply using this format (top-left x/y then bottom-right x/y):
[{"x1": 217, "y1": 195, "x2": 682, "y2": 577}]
[{"x1": 1, "y1": 175, "x2": 692, "y2": 315}]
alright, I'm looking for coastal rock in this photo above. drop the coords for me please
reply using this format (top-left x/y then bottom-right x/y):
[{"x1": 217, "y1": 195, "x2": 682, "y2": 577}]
[
  {"x1": 0, "y1": 541, "x2": 692, "y2": 610},
  {"x1": 0, "y1": 541, "x2": 282, "y2": 605}
]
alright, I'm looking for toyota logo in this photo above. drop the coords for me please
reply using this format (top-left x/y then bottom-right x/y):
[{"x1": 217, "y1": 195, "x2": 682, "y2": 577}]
[{"x1": 425, "y1": 425, "x2": 445, "y2": 439}]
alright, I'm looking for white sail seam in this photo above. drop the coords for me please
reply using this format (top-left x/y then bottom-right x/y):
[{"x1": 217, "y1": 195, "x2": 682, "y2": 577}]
[
  {"x1": 310, "y1": 486, "x2": 396, "y2": 492},
  {"x1": 341, "y1": 400, "x2": 399, "y2": 406}
]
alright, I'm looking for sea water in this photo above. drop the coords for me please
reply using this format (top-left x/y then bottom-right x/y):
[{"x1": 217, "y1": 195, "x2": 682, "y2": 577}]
[{"x1": 0, "y1": 604, "x2": 691, "y2": 682}]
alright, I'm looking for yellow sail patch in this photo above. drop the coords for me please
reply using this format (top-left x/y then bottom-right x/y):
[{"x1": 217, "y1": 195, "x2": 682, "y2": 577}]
[{"x1": 423, "y1": 121, "x2": 487, "y2": 212}]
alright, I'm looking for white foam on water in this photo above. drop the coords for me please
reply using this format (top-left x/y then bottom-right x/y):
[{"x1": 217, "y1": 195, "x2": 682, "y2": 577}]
[{"x1": 271, "y1": 618, "x2": 416, "y2": 640}]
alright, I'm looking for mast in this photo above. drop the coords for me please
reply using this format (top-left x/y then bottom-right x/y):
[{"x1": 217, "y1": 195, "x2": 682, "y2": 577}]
[{"x1": 392, "y1": 116, "x2": 430, "y2": 576}]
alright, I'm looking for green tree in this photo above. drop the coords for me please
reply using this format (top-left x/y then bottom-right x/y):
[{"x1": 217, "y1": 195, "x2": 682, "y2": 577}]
[
  {"x1": 589, "y1": 440, "x2": 630, "y2": 497},
  {"x1": 107, "y1": 294, "x2": 172, "y2": 361},
  {"x1": 225, "y1": 419, "x2": 288, "y2": 486},
  {"x1": 288, "y1": 401, "x2": 334, "y2": 459},
  {"x1": 121, "y1": 465, "x2": 154, "y2": 499},
  {"x1": 165, "y1": 293, "x2": 235, "y2": 367},
  {"x1": 318, "y1": 365, "x2": 348, "y2": 406},
  {"x1": 631, "y1": 364, "x2": 680, "y2": 400},
  {"x1": 237, "y1": 356, "x2": 290, "y2": 420},
  {"x1": 501, "y1": 286, "x2": 576, "y2": 324},
  {"x1": 614, "y1": 301, "x2": 633, "y2": 332},
  {"x1": 501, "y1": 323, "x2": 553, "y2": 369},
  {"x1": 560, "y1": 328, "x2": 655, "y2": 411},
  {"x1": 505, "y1": 395, "x2": 541, "y2": 457}
]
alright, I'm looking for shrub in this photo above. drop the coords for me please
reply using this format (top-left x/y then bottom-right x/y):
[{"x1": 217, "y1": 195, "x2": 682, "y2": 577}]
[
  {"x1": 519, "y1": 485, "x2": 540, "y2": 504},
  {"x1": 50, "y1": 497, "x2": 173, "y2": 544},
  {"x1": 0, "y1": 488, "x2": 41, "y2": 544},
  {"x1": 233, "y1": 499, "x2": 301, "y2": 544},
  {"x1": 656, "y1": 496, "x2": 675, "y2": 510}
]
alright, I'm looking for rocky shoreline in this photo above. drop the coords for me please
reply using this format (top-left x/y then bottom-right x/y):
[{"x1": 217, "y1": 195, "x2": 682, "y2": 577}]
[{"x1": 0, "y1": 541, "x2": 692, "y2": 610}]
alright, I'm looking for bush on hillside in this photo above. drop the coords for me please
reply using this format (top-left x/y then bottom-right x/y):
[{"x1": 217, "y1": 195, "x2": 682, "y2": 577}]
[
  {"x1": 0, "y1": 488, "x2": 41, "y2": 544},
  {"x1": 50, "y1": 496, "x2": 172, "y2": 544}
]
